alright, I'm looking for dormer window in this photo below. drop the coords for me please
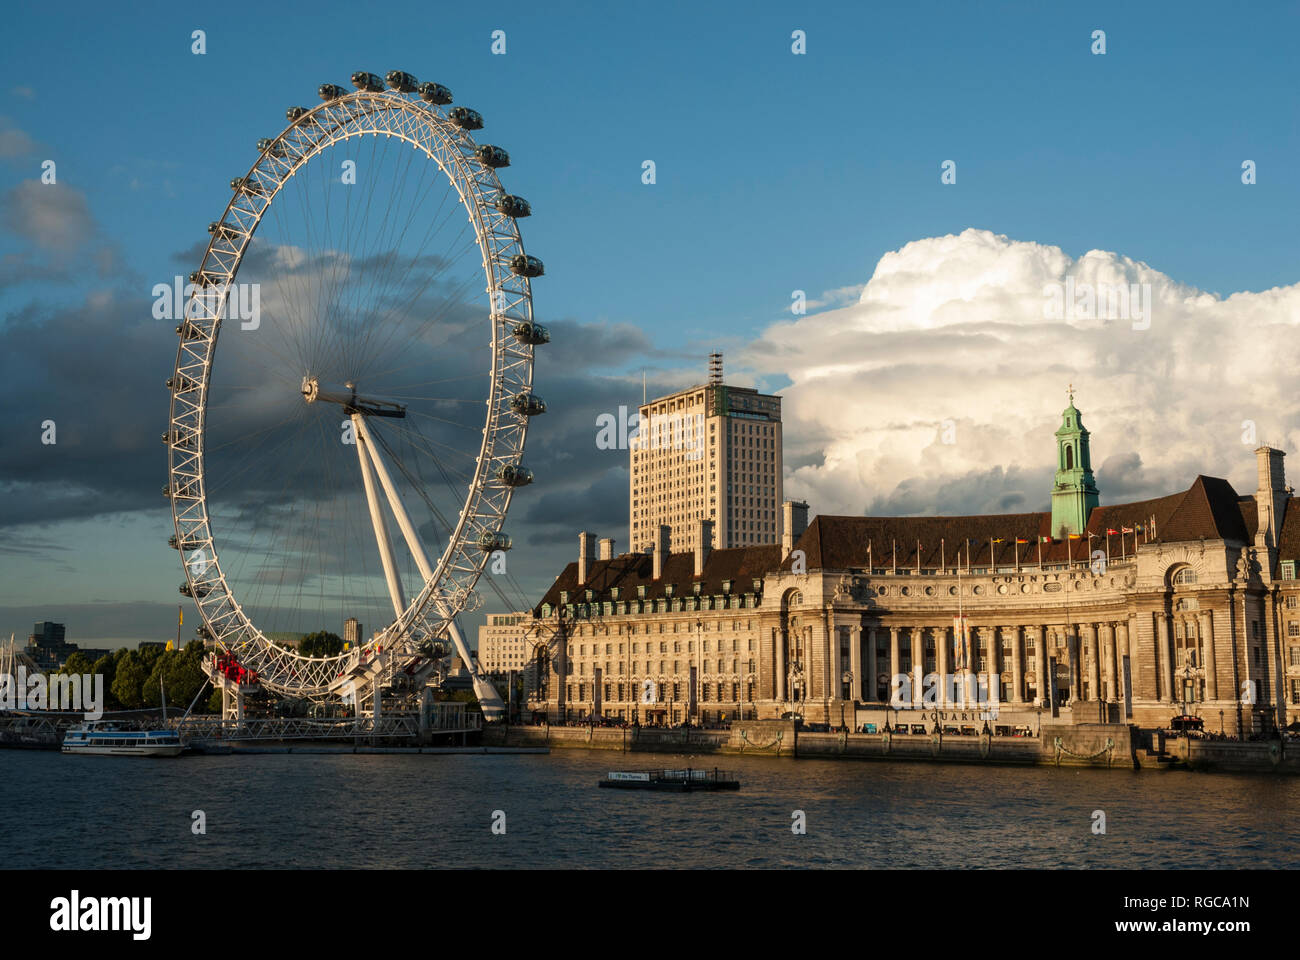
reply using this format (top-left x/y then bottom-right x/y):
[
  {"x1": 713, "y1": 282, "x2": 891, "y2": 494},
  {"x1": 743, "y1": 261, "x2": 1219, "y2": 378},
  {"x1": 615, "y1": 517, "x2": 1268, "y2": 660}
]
[
  {"x1": 722, "y1": 580, "x2": 732, "y2": 594},
  {"x1": 559, "y1": 591, "x2": 569, "y2": 605},
  {"x1": 637, "y1": 585, "x2": 647, "y2": 599},
  {"x1": 665, "y1": 583, "x2": 674, "y2": 597},
  {"x1": 610, "y1": 587, "x2": 621, "y2": 600}
]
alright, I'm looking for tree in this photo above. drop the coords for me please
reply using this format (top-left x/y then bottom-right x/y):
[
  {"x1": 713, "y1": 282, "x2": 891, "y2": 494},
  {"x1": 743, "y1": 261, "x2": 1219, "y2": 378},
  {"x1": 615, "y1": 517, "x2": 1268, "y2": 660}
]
[
  {"x1": 57, "y1": 651, "x2": 96, "y2": 678},
  {"x1": 299, "y1": 631, "x2": 344, "y2": 658},
  {"x1": 111, "y1": 651, "x2": 149, "y2": 710},
  {"x1": 91, "y1": 654, "x2": 119, "y2": 710}
]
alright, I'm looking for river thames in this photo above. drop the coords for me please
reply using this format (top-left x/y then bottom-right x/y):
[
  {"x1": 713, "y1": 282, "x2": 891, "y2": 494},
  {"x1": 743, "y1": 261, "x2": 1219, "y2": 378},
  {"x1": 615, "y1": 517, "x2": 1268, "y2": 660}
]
[{"x1": 4, "y1": 750, "x2": 1296, "y2": 869}]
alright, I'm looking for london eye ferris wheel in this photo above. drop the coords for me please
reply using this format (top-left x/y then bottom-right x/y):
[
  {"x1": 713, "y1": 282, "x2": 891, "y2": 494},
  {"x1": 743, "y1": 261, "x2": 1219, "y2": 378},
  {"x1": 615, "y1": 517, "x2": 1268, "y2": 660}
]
[{"x1": 164, "y1": 69, "x2": 548, "y2": 718}]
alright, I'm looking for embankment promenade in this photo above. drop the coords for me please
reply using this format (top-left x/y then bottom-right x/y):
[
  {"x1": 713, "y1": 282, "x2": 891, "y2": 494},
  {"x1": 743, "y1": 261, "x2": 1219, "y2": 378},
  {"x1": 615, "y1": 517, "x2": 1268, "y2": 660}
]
[{"x1": 485, "y1": 720, "x2": 1300, "y2": 774}]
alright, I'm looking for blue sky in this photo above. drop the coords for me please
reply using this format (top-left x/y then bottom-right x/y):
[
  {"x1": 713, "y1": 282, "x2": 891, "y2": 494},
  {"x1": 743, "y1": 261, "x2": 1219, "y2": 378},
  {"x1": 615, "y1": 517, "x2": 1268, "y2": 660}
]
[{"x1": 2, "y1": 0, "x2": 1298, "y2": 646}]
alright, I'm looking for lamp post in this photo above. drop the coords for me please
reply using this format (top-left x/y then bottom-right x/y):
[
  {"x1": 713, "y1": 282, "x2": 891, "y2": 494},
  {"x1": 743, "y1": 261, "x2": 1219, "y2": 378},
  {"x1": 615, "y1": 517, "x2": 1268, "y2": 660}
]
[{"x1": 841, "y1": 669, "x2": 853, "y2": 731}]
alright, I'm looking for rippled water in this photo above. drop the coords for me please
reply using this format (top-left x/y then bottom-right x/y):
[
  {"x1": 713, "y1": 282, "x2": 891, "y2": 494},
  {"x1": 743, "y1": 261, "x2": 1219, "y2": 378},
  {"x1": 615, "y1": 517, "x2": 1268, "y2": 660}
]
[{"x1": 3, "y1": 749, "x2": 1296, "y2": 868}]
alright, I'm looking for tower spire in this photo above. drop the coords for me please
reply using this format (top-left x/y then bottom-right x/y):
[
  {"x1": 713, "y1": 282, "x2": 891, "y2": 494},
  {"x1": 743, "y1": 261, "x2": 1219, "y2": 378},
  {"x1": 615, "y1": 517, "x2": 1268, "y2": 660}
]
[{"x1": 1050, "y1": 390, "x2": 1099, "y2": 538}]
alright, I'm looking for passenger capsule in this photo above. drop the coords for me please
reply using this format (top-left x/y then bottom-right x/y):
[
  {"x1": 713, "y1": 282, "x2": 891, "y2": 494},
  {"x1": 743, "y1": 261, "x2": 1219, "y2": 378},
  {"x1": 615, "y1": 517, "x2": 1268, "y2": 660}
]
[
  {"x1": 512, "y1": 320, "x2": 550, "y2": 345},
  {"x1": 176, "y1": 321, "x2": 203, "y2": 340},
  {"x1": 207, "y1": 221, "x2": 238, "y2": 240},
  {"x1": 318, "y1": 83, "x2": 347, "y2": 101},
  {"x1": 448, "y1": 106, "x2": 483, "y2": 130},
  {"x1": 385, "y1": 70, "x2": 419, "y2": 92},
  {"x1": 166, "y1": 375, "x2": 198, "y2": 392},
  {"x1": 419, "y1": 82, "x2": 453, "y2": 105},
  {"x1": 478, "y1": 531, "x2": 513, "y2": 552},
  {"x1": 475, "y1": 144, "x2": 509, "y2": 168},
  {"x1": 351, "y1": 71, "x2": 385, "y2": 92},
  {"x1": 509, "y1": 254, "x2": 544, "y2": 278},
  {"x1": 180, "y1": 582, "x2": 211, "y2": 598},
  {"x1": 189, "y1": 270, "x2": 217, "y2": 287},
  {"x1": 230, "y1": 177, "x2": 265, "y2": 196},
  {"x1": 496, "y1": 464, "x2": 534, "y2": 487},
  {"x1": 495, "y1": 195, "x2": 531, "y2": 218},
  {"x1": 509, "y1": 392, "x2": 546, "y2": 416},
  {"x1": 256, "y1": 137, "x2": 287, "y2": 158},
  {"x1": 286, "y1": 105, "x2": 316, "y2": 123}
]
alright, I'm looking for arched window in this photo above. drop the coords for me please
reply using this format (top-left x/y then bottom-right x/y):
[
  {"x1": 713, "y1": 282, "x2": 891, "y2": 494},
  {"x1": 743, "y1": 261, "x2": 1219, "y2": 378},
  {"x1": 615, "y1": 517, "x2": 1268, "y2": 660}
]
[
  {"x1": 1065, "y1": 445, "x2": 1074, "y2": 470},
  {"x1": 788, "y1": 590, "x2": 802, "y2": 608},
  {"x1": 1171, "y1": 567, "x2": 1198, "y2": 586}
]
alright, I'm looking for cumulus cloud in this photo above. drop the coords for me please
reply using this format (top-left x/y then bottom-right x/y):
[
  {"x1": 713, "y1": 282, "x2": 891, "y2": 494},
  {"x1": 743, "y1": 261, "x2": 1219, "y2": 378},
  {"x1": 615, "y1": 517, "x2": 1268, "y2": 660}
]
[
  {"x1": 2, "y1": 180, "x2": 95, "y2": 251},
  {"x1": 742, "y1": 228, "x2": 1300, "y2": 519}
]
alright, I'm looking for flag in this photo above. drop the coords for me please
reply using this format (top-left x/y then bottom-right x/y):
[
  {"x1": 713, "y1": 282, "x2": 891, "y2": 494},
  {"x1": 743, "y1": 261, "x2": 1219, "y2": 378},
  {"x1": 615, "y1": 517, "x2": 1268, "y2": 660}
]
[
  {"x1": 1039, "y1": 536, "x2": 1052, "y2": 543},
  {"x1": 1106, "y1": 528, "x2": 1119, "y2": 535},
  {"x1": 166, "y1": 639, "x2": 174, "y2": 651},
  {"x1": 1015, "y1": 538, "x2": 1029, "y2": 544},
  {"x1": 1121, "y1": 526, "x2": 1133, "y2": 534},
  {"x1": 178, "y1": 606, "x2": 183, "y2": 626},
  {"x1": 1068, "y1": 534, "x2": 1082, "y2": 540},
  {"x1": 993, "y1": 537, "x2": 1006, "y2": 543}
]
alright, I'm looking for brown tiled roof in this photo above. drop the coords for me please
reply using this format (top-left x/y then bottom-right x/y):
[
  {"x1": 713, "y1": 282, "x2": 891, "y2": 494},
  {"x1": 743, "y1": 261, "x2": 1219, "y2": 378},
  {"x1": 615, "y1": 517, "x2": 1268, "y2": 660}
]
[
  {"x1": 535, "y1": 544, "x2": 782, "y2": 611},
  {"x1": 1277, "y1": 502, "x2": 1300, "y2": 572},
  {"x1": 1158, "y1": 476, "x2": 1251, "y2": 543},
  {"x1": 535, "y1": 476, "x2": 1285, "y2": 608},
  {"x1": 781, "y1": 475, "x2": 1258, "y2": 572}
]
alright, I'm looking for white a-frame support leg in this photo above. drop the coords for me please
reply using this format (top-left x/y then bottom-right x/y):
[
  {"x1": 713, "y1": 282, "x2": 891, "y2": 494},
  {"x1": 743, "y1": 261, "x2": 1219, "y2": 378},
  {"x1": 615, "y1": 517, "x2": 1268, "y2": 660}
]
[
  {"x1": 352, "y1": 413, "x2": 405, "y2": 620},
  {"x1": 352, "y1": 413, "x2": 505, "y2": 719}
]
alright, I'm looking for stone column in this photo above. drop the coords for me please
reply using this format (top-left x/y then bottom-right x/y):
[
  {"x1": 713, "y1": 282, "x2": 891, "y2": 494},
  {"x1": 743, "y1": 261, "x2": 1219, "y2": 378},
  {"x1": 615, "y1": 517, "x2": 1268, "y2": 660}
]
[
  {"x1": 937, "y1": 623, "x2": 950, "y2": 707},
  {"x1": 1010, "y1": 625, "x2": 1024, "y2": 703},
  {"x1": 1033, "y1": 625, "x2": 1047, "y2": 705},
  {"x1": 987, "y1": 626, "x2": 1002, "y2": 702},
  {"x1": 775, "y1": 627, "x2": 786, "y2": 702},
  {"x1": 1158, "y1": 613, "x2": 1174, "y2": 702},
  {"x1": 1200, "y1": 611, "x2": 1218, "y2": 700},
  {"x1": 828, "y1": 619, "x2": 840, "y2": 702},
  {"x1": 889, "y1": 626, "x2": 901, "y2": 706},
  {"x1": 850, "y1": 625, "x2": 862, "y2": 702},
  {"x1": 1122, "y1": 617, "x2": 1136, "y2": 699},
  {"x1": 866, "y1": 626, "x2": 878, "y2": 702},
  {"x1": 1087, "y1": 623, "x2": 1101, "y2": 701},
  {"x1": 911, "y1": 627, "x2": 924, "y2": 707},
  {"x1": 1102, "y1": 623, "x2": 1117, "y2": 702},
  {"x1": 1068, "y1": 628, "x2": 1081, "y2": 702}
]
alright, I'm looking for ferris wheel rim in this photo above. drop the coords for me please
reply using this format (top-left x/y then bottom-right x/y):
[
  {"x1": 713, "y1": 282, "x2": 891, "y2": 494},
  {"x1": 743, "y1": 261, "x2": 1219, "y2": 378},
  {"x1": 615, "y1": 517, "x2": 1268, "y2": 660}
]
[{"x1": 165, "y1": 80, "x2": 538, "y2": 698}]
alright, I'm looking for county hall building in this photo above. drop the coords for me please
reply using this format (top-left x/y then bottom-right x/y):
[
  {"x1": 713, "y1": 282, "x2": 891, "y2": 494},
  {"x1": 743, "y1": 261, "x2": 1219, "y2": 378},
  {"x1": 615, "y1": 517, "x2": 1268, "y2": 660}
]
[{"x1": 519, "y1": 396, "x2": 1298, "y2": 738}]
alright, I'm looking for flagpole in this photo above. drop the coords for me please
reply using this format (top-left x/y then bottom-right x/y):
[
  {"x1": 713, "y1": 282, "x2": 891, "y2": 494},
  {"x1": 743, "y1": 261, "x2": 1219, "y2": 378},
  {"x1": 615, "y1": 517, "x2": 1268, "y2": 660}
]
[
  {"x1": 892, "y1": 539, "x2": 896, "y2": 575},
  {"x1": 941, "y1": 538, "x2": 945, "y2": 572},
  {"x1": 1037, "y1": 536, "x2": 1043, "y2": 571},
  {"x1": 1014, "y1": 538, "x2": 1020, "y2": 572}
]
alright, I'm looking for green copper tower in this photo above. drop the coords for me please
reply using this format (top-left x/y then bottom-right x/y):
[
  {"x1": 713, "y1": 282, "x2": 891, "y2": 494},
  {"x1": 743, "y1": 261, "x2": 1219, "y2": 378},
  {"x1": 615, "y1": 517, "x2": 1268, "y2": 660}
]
[{"x1": 1050, "y1": 387, "x2": 1099, "y2": 538}]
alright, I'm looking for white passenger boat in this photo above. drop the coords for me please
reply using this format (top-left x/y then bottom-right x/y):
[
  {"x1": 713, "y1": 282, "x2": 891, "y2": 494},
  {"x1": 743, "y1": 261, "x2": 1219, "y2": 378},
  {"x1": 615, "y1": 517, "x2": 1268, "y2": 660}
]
[{"x1": 62, "y1": 721, "x2": 183, "y2": 757}]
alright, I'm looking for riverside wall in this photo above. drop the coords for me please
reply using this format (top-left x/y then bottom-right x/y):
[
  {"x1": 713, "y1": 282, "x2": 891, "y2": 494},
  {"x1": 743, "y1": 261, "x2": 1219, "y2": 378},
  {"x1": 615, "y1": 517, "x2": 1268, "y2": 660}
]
[{"x1": 484, "y1": 720, "x2": 1300, "y2": 773}]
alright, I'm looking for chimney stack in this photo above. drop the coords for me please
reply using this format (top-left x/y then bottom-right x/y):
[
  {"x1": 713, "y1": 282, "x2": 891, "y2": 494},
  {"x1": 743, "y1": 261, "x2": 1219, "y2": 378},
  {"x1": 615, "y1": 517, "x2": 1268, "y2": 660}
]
[
  {"x1": 694, "y1": 519, "x2": 714, "y2": 577},
  {"x1": 578, "y1": 531, "x2": 595, "y2": 585},
  {"x1": 782, "y1": 500, "x2": 809, "y2": 559},
  {"x1": 598, "y1": 538, "x2": 614, "y2": 560},
  {"x1": 652, "y1": 524, "x2": 670, "y2": 580},
  {"x1": 1254, "y1": 446, "x2": 1288, "y2": 550}
]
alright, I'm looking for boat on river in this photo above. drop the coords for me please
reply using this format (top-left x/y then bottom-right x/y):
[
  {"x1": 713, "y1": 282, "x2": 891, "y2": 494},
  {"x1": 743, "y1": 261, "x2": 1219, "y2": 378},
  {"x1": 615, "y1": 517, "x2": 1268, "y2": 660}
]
[
  {"x1": 62, "y1": 721, "x2": 183, "y2": 757},
  {"x1": 598, "y1": 768, "x2": 739, "y2": 791}
]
